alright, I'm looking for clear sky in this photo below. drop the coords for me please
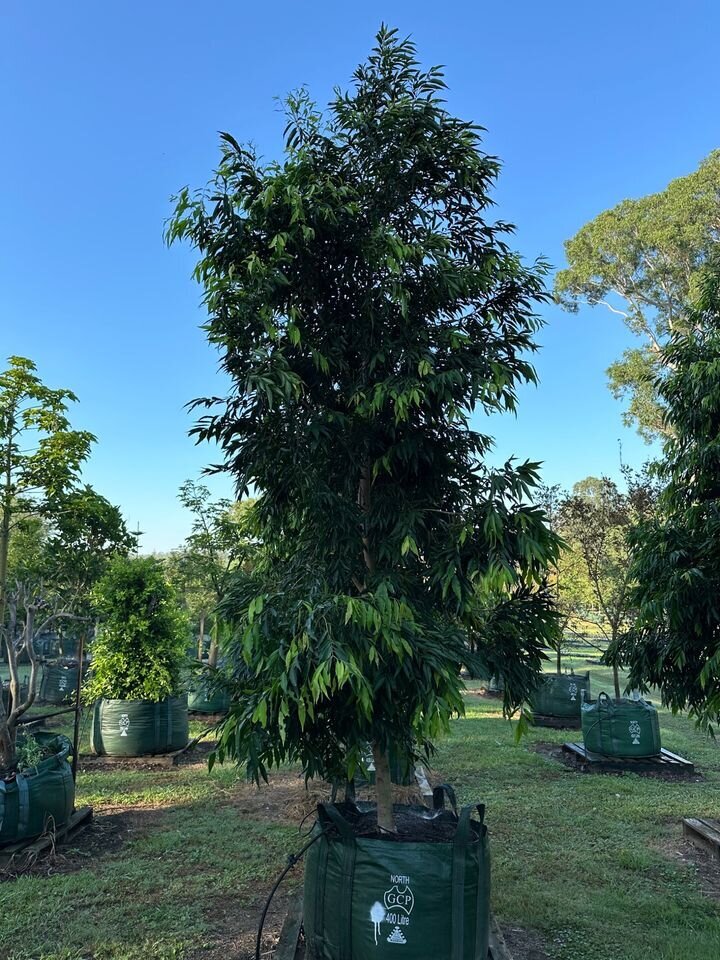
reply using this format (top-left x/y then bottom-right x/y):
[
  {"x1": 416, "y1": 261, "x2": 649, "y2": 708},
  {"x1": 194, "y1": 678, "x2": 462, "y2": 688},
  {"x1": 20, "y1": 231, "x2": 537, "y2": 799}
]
[{"x1": 2, "y1": 2, "x2": 718, "y2": 551}]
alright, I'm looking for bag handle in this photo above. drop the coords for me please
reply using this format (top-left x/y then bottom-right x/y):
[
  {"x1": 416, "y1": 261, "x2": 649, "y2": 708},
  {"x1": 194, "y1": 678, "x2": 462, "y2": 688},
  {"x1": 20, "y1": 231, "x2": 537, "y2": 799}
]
[
  {"x1": 433, "y1": 783, "x2": 458, "y2": 816},
  {"x1": 452, "y1": 804, "x2": 484, "y2": 960},
  {"x1": 316, "y1": 801, "x2": 355, "y2": 843}
]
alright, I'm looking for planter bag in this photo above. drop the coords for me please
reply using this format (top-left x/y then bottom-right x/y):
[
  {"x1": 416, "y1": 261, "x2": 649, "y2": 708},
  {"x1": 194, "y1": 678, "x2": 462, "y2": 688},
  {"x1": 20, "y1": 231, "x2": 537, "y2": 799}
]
[
  {"x1": 529, "y1": 671, "x2": 590, "y2": 719},
  {"x1": 304, "y1": 792, "x2": 490, "y2": 960},
  {"x1": 187, "y1": 681, "x2": 230, "y2": 715},
  {"x1": 581, "y1": 692, "x2": 661, "y2": 758},
  {"x1": 0, "y1": 734, "x2": 75, "y2": 846},
  {"x1": 91, "y1": 696, "x2": 189, "y2": 756},
  {"x1": 39, "y1": 663, "x2": 81, "y2": 704}
]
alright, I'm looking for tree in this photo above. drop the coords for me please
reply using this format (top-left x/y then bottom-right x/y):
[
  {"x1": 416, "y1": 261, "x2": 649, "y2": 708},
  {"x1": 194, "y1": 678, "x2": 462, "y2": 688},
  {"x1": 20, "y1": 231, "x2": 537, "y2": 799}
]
[
  {"x1": 619, "y1": 262, "x2": 720, "y2": 729},
  {"x1": 555, "y1": 151, "x2": 720, "y2": 440},
  {"x1": 559, "y1": 472, "x2": 659, "y2": 697},
  {"x1": 170, "y1": 481, "x2": 256, "y2": 664},
  {"x1": 0, "y1": 357, "x2": 132, "y2": 770},
  {"x1": 168, "y1": 27, "x2": 560, "y2": 831},
  {"x1": 83, "y1": 556, "x2": 188, "y2": 703},
  {"x1": 537, "y1": 483, "x2": 596, "y2": 672}
]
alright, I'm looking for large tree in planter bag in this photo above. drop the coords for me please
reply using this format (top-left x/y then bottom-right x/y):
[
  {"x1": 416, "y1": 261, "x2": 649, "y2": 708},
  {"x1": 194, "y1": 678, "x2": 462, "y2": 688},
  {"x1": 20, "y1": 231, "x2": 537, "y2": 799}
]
[
  {"x1": 168, "y1": 25, "x2": 560, "y2": 959},
  {"x1": 85, "y1": 556, "x2": 189, "y2": 756}
]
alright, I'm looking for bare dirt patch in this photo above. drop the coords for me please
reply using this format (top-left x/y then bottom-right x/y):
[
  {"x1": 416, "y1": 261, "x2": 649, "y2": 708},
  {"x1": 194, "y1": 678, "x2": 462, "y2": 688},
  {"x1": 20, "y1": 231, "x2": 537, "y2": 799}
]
[
  {"x1": 657, "y1": 834, "x2": 720, "y2": 902},
  {"x1": 0, "y1": 806, "x2": 164, "y2": 881},
  {"x1": 77, "y1": 739, "x2": 217, "y2": 772},
  {"x1": 500, "y1": 922, "x2": 551, "y2": 959}
]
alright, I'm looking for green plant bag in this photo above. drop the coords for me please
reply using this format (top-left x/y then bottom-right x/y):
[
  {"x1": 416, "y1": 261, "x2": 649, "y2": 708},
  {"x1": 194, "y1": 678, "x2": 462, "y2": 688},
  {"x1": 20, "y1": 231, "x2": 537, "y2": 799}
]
[
  {"x1": 529, "y1": 671, "x2": 590, "y2": 719},
  {"x1": 581, "y1": 692, "x2": 661, "y2": 758},
  {"x1": 0, "y1": 734, "x2": 75, "y2": 846},
  {"x1": 187, "y1": 682, "x2": 230, "y2": 714},
  {"x1": 304, "y1": 791, "x2": 490, "y2": 960},
  {"x1": 90, "y1": 696, "x2": 189, "y2": 756},
  {"x1": 39, "y1": 663, "x2": 81, "y2": 704}
]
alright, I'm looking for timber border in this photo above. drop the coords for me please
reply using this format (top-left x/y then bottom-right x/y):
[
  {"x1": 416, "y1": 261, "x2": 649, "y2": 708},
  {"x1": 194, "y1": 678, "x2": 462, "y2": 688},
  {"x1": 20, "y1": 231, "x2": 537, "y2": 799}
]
[
  {"x1": 682, "y1": 817, "x2": 720, "y2": 859},
  {"x1": 562, "y1": 742, "x2": 694, "y2": 774}
]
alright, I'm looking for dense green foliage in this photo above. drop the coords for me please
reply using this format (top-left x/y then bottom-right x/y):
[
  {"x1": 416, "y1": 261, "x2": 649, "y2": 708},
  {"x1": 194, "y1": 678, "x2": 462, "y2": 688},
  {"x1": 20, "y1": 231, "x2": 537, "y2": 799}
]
[
  {"x1": 0, "y1": 356, "x2": 131, "y2": 767},
  {"x1": 168, "y1": 28, "x2": 560, "y2": 798},
  {"x1": 84, "y1": 556, "x2": 188, "y2": 703},
  {"x1": 555, "y1": 150, "x2": 720, "y2": 440},
  {"x1": 620, "y1": 264, "x2": 720, "y2": 729}
]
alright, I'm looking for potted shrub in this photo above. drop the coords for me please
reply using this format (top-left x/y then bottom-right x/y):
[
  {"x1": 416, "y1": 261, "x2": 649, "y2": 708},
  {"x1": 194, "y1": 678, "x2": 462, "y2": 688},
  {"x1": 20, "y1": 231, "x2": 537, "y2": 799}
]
[
  {"x1": 169, "y1": 26, "x2": 559, "y2": 958},
  {"x1": 85, "y1": 556, "x2": 190, "y2": 756},
  {"x1": 0, "y1": 732, "x2": 75, "y2": 845}
]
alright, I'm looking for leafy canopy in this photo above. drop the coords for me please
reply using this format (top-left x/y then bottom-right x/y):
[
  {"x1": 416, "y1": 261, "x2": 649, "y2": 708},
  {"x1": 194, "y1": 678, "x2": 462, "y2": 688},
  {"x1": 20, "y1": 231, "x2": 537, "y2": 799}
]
[
  {"x1": 168, "y1": 27, "x2": 560, "y2": 785},
  {"x1": 555, "y1": 151, "x2": 720, "y2": 440},
  {"x1": 83, "y1": 556, "x2": 188, "y2": 703},
  {"x1": 621, "y1": 262, "x2": 720, "y2": 729}
]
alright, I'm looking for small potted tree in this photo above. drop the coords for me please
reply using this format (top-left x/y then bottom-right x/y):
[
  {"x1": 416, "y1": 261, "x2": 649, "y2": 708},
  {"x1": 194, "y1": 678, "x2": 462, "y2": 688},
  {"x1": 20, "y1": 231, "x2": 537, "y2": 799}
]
[
  {"x1": 86, "y1": 556, "x2": 189, "y2": 757},
  {"x1": 169, "y1": 26, "x2": 559, "y2": 958},
  {"x1": 0, "y1": 357, "x2": 130, "y2": 843}
]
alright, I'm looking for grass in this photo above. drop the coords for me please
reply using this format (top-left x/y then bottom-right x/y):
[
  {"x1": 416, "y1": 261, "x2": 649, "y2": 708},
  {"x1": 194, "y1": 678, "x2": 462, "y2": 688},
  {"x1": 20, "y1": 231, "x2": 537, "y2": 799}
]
[{"x1": 1, "y1": 654, "x2": 720, "y2": 959}]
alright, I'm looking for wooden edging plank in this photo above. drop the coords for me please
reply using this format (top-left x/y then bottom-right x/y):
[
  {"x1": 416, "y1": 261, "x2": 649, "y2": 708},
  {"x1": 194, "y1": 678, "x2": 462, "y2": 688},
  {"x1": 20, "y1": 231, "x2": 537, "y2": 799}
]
[
  {"x1": 275, "y1": 894, "x2": 304, "y2": 960},
  {"x1": 682, "y1": 817, "x2": 720, "y2": 860},
  {"x1": 562, "y1": 742, "x2": 694, "y2": 774},
  {"x1": 489, "y1": 916, "x2": 514, "y2": 960}
]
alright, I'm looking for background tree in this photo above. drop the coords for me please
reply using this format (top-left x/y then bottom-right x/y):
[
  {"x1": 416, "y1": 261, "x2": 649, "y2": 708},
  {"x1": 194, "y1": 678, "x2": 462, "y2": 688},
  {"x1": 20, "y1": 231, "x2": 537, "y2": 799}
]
[
  {"x1": 170, "y1": 481, "x2": 256, "y2": 664},
  {"x1": 619, "y1": 262, "x2": 720, "y2": 729},
  {"x1": 559, "y1": 471, "x2": 659, "y2": 697},
  {"x1": 538, "y1": 483, "x2": 596, "y2": 672},
  {"x1": 555, "y1": 150, "x2": 720, "y2": 440},
  {"x1": 168, "y1": 27, "x2": 560, "y2": 831}
]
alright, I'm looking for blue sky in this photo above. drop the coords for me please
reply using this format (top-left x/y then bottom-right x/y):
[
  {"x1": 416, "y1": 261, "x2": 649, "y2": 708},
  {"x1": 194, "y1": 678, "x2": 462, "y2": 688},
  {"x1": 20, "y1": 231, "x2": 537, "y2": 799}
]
[{"x1": 2, "y1": 2, "x2": 718, "y2": 551}]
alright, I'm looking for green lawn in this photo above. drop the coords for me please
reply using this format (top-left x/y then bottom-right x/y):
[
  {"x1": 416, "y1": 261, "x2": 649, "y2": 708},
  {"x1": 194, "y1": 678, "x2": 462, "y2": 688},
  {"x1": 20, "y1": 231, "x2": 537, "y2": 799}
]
[{"x1": 2, "y1": 657, "x2": 720, "y2": 959}]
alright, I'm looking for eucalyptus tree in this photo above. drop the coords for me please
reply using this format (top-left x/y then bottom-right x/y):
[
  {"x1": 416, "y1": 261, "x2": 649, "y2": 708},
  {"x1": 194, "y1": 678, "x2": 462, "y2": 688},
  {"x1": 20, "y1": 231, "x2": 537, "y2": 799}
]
[
  {"x1": 621, "y1": 263, "x2": 720, "y2": 729},
  {"x1": 168, "y1": 27, "x2": 560, "y2": 830},
  {"x1": 555, "y1": 150, "x2": 720, "y2": 440}
]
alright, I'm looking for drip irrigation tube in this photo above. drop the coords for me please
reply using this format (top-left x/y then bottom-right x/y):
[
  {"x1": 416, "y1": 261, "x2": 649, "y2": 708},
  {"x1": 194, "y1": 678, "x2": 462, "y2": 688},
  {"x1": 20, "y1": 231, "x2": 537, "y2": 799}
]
[{"x1": 255, "y1": 827, "x2": 330, "y2": 960}]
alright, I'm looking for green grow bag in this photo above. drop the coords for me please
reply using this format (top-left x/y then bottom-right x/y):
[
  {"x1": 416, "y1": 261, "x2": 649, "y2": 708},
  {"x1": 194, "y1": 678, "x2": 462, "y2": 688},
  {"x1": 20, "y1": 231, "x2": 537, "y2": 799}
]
[
  {"x1": 187, "y1": 681, "x2": 230, "y2": 715},
  {"x1": 91, "y1": 696, "x2": 189, "y2": 756},
  {"x1": 304, "y1": 793, "x2": 490, "y2": 960},
  {"x1": 581, "y1": 692, "x2": 661, "y2": 758},
  {"x1": 0, "y1": 733, "x2": 75, "y2": 846},
  {"x1": 39, "y1": 663, "x2": 81, "y2": 704},
  {"x1": 529, "y1": 671, "x2": 590, "y2": 719}
]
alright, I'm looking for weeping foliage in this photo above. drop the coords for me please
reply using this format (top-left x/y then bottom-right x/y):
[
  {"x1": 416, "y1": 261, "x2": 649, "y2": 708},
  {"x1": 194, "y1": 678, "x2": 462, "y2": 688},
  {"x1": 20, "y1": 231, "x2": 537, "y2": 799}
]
[
  {"x1": 168, "y1": 27, "x2": 560, "y2": 783},
  {"x1": 621, "y1": 262, "x2": 720, "y2": 730}
]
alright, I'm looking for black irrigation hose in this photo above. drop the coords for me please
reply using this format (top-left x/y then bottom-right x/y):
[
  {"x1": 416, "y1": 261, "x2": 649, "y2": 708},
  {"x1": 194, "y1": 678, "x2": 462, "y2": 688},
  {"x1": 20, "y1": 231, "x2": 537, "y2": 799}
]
[{"x1": 255, "y1": 827, "x2": 330, "y2": 960}]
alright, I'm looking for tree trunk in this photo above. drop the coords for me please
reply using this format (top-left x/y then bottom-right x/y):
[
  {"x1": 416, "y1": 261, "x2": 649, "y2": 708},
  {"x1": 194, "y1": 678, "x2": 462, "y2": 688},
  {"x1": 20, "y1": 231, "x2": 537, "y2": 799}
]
[
  {"x1": 556, "y1": 643, "x2": 562, "y2": 674},
  {"x1": 612, "y1": 664, "x2": 621, "y2": 699},
  {"x1": 208, "y1": 617, "x2": 219, "y2": 668},
  {"x1": 372, "y1": 742, "x2": 395, "y2": 833},
  {"x1": 197, "y1": 612, "x2": 205, "y2": 660}
]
